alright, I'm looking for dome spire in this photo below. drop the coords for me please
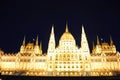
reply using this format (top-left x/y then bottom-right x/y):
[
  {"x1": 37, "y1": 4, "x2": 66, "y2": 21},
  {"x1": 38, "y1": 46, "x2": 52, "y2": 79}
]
[{"x1": 65, "y1": 21, "x2": 69, "y2": 32}]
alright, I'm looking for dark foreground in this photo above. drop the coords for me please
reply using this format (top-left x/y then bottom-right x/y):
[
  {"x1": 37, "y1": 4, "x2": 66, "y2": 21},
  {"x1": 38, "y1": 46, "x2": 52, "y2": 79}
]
[{"x1": 1, "y1": 75, "x2": 120, "y2": 80}]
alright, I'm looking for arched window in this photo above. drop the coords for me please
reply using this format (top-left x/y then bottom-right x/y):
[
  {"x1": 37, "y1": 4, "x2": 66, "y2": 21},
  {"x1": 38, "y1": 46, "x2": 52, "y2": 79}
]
[
  {"x1": 85, "y1": 56, "x2": 87, "y2": 60},
  {"x1": 79, "y1": 55, "x2": 82, "y2": 60}
]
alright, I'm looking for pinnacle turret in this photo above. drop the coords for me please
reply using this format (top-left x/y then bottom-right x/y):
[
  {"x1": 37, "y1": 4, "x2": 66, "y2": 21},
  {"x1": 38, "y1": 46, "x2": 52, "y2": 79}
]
[
  {"x1": 36, "y1": 35, "x2": 38, "y2": 45},
  {"x1": 110, "y1": 35, "x2": 113, "y2": 46},
  {"x1": 40, "y1": 41, "x2": 42, "y2": 50},
  {"x1": 97, "y1": 36, "x2": 100, "y2": 45},
  {"x1": 22, "y1": 36, "x2": 26, "y2": 45}
]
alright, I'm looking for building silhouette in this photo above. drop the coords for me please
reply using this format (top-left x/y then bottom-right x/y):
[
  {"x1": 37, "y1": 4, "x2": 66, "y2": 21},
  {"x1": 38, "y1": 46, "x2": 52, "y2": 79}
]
[{"x1": 0, "y1": 23, "x2": 120, "y2": 76}]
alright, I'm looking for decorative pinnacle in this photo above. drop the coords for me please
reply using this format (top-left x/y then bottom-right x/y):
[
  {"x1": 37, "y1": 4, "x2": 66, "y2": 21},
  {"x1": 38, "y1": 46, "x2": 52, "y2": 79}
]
[
  {"x1": 97, "y1": 35, "x2": 100, "y2": 45},
  {"x1": 23, "y1": 36, "x2": 26, "y2": 45},
  {"x1": 110, "y1": 35, "x2": 113, "y2": 45},
  {"x1": 40, "y1": 41, "x2": 42, "y2": 50},
  {"x1": 36, "y1": 35, "x2": 38, "y2": 45}
]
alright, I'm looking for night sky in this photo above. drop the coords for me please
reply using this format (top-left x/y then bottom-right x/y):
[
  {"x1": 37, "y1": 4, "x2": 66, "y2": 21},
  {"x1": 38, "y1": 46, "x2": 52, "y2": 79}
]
[{"x1": 0, "y1": 0, "x2": 120, "y2": 53}]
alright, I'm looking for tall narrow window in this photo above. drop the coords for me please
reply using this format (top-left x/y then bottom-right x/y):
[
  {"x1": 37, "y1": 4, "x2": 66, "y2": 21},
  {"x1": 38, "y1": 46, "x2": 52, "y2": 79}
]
[{"x1": 50, "y1": 56, "x2": 52, "y2": 60}]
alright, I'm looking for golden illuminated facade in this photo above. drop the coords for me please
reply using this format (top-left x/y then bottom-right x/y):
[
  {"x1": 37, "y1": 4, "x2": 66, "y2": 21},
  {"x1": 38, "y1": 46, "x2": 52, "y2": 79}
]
[
  {"x1": 0, "y1": 23, "x2": 120, "y2": 76},
  {"x1": 92, "y1": 36, "x2": 116, "y2": 55}
]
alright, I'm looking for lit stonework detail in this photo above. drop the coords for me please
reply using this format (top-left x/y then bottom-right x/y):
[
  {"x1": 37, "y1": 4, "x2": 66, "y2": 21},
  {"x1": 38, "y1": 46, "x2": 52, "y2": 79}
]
[
  {"x1": 0, "y1": 23, "x2": 120, "y2": 76},
  {"x1": 47, "y1": 23, "x2": 91, "y2": 74},
  {"x1": 20, "y1": 36, "x2": 42, "y2": 55},
  {"x1": 92, "y1": 36, "x2": 116, "y2": 55}
]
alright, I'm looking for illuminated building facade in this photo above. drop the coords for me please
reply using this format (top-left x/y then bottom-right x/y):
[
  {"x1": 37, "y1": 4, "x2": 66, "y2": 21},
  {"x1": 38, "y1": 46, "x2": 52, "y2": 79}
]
[{"x1": 0, "y1": 23, "x2": 120, "y2": 76}]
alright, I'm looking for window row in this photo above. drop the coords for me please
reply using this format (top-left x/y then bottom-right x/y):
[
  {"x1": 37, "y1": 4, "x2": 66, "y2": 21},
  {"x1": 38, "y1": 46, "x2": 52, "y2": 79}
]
[
  {"x1": 49, "y1": 65, "x2": 83, "y2": 68},
  {"x1": 55, "y1": 62, "x2": 83, "y2": 64},
  {"x1": 1, "y1": 59, "x2": 15, "y2": 62}
]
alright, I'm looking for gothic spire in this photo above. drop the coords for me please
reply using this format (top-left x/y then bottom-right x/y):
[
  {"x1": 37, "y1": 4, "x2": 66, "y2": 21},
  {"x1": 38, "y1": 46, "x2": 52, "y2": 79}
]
[
  {"x1": 40, "y1": 41, "x2": 42, "y2": 50},
  {"x1": 51, "y1": 24, "x2": 54, "y2": 34},
  {"x1": 47, "y1": 24, "x2": 55, "y2": 53},
  {"x1": 22, "y1": 36, "x2": 26, "y2": 45},
  {"x1": 65, "y1": 21, "x2": 69, "y2": 32},
  {"x1": 81, "y1": 25, "x2": 90, "y2": 55},
  {"x1": 50, "y1": 24, "x2": 55, "y2": 42},
  {"x1": 36, "y1": 35, "x2": 38, "y2": 45},
  {"x1": 110, "y1": 35, "x2": 113, "y2": 46},
  {"x1": 97, "y1": 36, "x2": 100, "y2": 45},
  {"x1": 82, "y1": 24, "x2": 85, "y2": 34}
]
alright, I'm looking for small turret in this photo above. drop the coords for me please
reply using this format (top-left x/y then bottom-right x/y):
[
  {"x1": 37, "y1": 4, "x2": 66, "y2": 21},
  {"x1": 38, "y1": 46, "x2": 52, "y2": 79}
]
[
  {"x1": 36, "y1": 35, "x2": 39, "y2": 45},
  {"x1": 97, "y1": 36, "x2": 100, "y2": 45},
  {"x1": 110, "y1": 35, "x2": 113, "y2": 46},
  {"x1": 40, "y1": 41, "x2": 42, "y2": 50},
  {"x1": 20, "y1": 36, "x2": 26, "y2": 54},
  {"x1": 40, "y1": 42, "x2": 42, "y2": 54},
  {"x1": 22, "y1": 36, "x2": 26, "y2": 46},
  {"x1": 34, "y1": 35, "x2": 41, "y2": 54}
]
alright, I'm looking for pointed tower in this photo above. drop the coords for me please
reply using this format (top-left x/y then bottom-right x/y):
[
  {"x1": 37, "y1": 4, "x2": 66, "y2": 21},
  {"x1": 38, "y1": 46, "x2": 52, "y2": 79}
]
[
  {"x1": 97, "y1": 36, "x2": 100, "y2": 45},
  {"x1": 36, "y1": 35, "x2": 38, "y2": 45},
  {"x1": 81, "y1": 25, "x2": 90, "y2": 72},
  {"x1": 47, "y1": 25, "x2": 56, "y2": 54},
  {"x1": 109, "y1": 35, "x2": 116, "y2": 53},
  {"x1": 110, "y1": 35, "x2": 113, "y2": 46},
  {"x1": 81, "y1": 25, "x2": 90, "y2": 56},
  {"x1": 34, "y1": 35, "x2": 41, "y2": 54},
  {"x1": 92, "y1": 41, "x2": 95, "y2": 54},
  {"x1": 39, "y1": 41, "x2": 42, "y2": 54},
  {"x1": 95, "y1": 35, "x2": 102, "y2": 54},
  {"x1": 22, "y1": 36, "x2": 26, "y2": 45},
  {"x1": 40, "y1": 41, "x2": 42, "y2": 50},
  {"x1": 20, "y1": 36, "x2": 26, "y2": 54}
]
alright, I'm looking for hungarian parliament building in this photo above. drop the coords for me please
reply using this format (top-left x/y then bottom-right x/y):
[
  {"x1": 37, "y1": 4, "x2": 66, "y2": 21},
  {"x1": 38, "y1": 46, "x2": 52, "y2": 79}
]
[{"x1": 0, "y1": 24, "x2": 120, "y2": 76}]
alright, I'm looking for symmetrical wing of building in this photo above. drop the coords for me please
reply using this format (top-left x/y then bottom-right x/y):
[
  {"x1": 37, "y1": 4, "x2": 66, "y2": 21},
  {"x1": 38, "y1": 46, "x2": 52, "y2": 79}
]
[{"x1": 0, "y1": 23, "x2": 120, "y2": 76}]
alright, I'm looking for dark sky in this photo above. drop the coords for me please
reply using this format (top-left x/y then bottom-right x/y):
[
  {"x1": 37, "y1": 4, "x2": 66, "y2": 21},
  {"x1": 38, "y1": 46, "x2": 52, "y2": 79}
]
[{"x1": 0, "y1": 0, "x2": 120, "y2": 53}]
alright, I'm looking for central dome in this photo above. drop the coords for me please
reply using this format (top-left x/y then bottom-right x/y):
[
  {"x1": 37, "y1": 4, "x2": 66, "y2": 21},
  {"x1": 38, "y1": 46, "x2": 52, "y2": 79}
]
[
  {"x1": 60, "y1": 32, "x2": 74, "y2": 41},
  {"x1": 59, "y1": 24, "x2": 76, "y2": 47},
  {"x1": 60, "y1": 24, "x2": 75, "y2": 42},
  {"x1": 60, "y1": 24, "x2": 74, "y2": 41}
]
